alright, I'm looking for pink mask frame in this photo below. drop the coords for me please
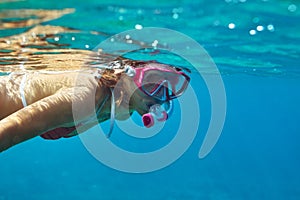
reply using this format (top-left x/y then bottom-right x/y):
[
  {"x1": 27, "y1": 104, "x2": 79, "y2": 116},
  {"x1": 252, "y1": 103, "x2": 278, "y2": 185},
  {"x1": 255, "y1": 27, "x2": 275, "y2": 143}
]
[{"x1": 131, "y1": 64, "x2": 190, "y2": 101}]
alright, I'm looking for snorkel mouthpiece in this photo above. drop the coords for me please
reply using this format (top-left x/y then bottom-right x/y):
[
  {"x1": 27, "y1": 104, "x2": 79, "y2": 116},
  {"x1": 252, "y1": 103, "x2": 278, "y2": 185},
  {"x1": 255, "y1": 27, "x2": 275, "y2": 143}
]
[
  {"x1": 142, "y1": 104, "x2": 169, "y2": 128},
  {"x1": 142, "y1": 113, "x2": 155, "y2": 128}
]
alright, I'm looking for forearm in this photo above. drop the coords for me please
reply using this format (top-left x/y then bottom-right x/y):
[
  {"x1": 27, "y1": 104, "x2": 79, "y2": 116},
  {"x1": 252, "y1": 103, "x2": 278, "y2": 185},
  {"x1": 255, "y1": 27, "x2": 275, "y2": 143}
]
[
  {"x1": 0, "y1": 91, "x2": 74, "y2": 152},
  {"x1": 0, "y1": 100, "x2": 62, "y2": 152},
  {"x1": 0, "y1": 85, "x2": 101, "y2": 152},
  {"x1": 0, "y1": 118, "x2": 20, "y2": 152},
  {"x1": 0, "y1": 112, "x2": 40, "y2": 152}
]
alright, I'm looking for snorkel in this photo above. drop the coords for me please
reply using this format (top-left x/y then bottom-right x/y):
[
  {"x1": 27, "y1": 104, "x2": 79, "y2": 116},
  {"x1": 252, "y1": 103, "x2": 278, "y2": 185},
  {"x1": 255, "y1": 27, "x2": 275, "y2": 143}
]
[{"x1": 142, "y1": 101, "x2": 173, "y2": 128}]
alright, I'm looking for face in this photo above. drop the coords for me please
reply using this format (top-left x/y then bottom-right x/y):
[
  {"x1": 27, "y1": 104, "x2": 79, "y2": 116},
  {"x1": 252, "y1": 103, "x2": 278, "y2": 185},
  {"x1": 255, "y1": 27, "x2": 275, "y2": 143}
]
[
  {"x1": 130, "y1": 86, "x2": 164, "y2": 116},
  {"x1": 113, "y1": 73, "x2": 164, "y2": 120}
]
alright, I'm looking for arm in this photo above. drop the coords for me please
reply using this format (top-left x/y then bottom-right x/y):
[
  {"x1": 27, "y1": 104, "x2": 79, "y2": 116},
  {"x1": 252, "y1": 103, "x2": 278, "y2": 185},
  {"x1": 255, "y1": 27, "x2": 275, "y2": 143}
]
[{"x1": 0, "y1": 87, "x2": 94, "y2": 152}]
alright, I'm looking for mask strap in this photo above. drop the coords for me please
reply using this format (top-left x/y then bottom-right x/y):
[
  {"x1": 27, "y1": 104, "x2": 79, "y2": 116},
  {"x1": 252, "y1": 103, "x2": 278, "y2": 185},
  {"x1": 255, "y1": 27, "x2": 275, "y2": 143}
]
[
  {"x1": 124, "y1": 65, "x2": 136, "y2": 77},
  {"x1": 106, "y1": 88, "x2": 115, "y2": 138}
]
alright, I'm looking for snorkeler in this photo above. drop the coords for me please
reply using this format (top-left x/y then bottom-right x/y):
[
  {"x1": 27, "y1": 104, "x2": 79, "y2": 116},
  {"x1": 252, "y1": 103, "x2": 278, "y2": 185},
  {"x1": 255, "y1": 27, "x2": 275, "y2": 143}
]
[{"x1": 0, "y1": 59, "x2": 190, "y2": 152}]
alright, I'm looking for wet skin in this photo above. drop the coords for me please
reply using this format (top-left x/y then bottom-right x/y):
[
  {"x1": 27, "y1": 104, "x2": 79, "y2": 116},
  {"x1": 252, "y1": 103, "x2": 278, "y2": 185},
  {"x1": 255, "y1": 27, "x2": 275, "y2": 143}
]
[{"x1": 0, "y1": 68, "x2": 166, "y2": 152}]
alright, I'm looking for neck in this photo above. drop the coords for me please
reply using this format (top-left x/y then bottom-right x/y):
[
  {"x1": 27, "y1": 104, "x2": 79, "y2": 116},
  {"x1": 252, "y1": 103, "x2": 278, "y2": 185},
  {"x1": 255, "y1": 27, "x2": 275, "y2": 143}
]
[
  {"x1": 95, "y1": 84, "x2": 112, "y2": 121},
  {"x1": 95, "y1": 86, "x2": 116, "y2": 138}
]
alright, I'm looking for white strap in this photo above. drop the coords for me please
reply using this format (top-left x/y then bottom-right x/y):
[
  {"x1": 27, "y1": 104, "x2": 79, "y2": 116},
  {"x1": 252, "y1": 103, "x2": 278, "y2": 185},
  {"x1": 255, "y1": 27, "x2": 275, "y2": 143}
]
[
  {"x1": 19, "y1": 73, "x2": 27, "y2": 107},
  {"x1": 106, "y1": 88, "x2": 115, "y2": 138}
]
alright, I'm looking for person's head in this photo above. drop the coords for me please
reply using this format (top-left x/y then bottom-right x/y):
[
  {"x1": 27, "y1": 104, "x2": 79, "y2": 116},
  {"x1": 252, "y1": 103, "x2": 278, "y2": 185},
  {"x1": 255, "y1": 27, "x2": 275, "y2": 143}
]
[{"x1": 99, "y1": 59, "x2": 190, "y2": 123}]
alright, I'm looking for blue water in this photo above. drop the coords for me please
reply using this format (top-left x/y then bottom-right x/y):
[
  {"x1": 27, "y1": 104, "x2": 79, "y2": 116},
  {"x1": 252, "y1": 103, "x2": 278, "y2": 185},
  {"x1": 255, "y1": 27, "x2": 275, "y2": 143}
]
[{"x1": 1, "y1": 0, "x2": 300, "y2": 199}]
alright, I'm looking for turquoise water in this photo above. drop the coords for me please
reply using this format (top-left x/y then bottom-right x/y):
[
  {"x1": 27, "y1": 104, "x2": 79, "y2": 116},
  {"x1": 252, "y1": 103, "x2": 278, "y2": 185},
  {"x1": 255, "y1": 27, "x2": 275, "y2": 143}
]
[{"x1": 1, "y1": 0, "x2": 300, "y2": 199}]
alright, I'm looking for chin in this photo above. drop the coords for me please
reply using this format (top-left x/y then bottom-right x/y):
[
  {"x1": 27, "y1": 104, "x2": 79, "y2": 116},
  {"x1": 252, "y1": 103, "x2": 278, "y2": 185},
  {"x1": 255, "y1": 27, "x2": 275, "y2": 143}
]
[
  {"x1": 115, "y1": 109, "x2": 133, "y2": 120},
  {"x1": 115, "y1": 114, "x2": 131, "y2": 121}
]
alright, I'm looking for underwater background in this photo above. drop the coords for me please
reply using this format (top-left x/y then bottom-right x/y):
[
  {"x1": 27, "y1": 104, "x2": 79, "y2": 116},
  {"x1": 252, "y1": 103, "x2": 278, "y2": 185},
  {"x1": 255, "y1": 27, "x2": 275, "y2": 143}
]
[{"x1": 0, "y1": 0, "x2": 300, "y2": 199}]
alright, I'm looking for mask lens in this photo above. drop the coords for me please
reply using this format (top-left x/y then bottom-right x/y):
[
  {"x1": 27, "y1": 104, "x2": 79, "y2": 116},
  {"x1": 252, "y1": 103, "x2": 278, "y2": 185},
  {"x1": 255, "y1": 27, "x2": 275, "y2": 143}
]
[
  {"x1": 141, "y1": 69, "x2": 188, "y2": 100},
  {"x1": 173, "y1": 74, "x2": 188, "y2": 96}
]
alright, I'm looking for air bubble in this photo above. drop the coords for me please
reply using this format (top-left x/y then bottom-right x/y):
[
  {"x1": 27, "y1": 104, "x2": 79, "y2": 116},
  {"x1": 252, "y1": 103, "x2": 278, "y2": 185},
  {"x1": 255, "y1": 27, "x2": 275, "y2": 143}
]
[
  {"x1": 267, "y1": 24, "x2": 275, "y2": 32},
  {"x1": 135, "y1": 24, "x2": 143, "y2": 30},
  {"x1": 256, "y1": 25, "x2": 264, "y2": 31},
  {"x1": 152, "y1": 40, "x2": 158, "y2": 47},
  {"x1": 288, "y1": 4, "x2": 297, "y2": 12},
  {"x1": 173, "y1": 13, "x2": 179, "y2": 19},
  {"x1": 228, "y1": 23, "x2": 236, "y2": 29},
  {"x1": 249, "y1": 29, "x2": 256, "y2": 35}
]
